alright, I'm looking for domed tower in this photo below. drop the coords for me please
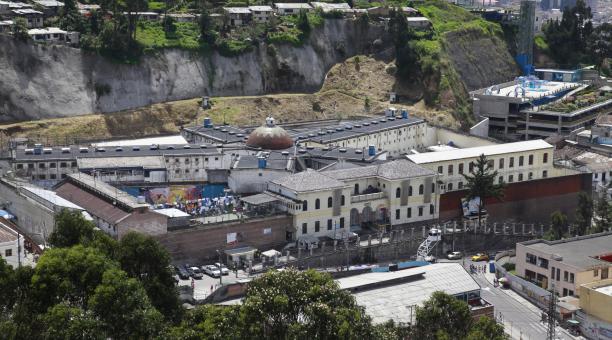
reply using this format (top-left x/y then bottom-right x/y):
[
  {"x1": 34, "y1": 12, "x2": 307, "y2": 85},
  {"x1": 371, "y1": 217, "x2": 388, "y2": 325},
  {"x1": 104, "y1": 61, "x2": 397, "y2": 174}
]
[{"x1": 246, "y1": 117, "x2": 294, "y2": 150}]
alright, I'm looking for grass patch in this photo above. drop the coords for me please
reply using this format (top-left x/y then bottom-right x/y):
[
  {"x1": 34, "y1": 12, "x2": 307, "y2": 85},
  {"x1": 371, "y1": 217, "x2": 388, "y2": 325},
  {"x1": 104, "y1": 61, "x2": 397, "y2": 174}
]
[
  {"x1": 148, "y1": 1, "x2": 165, "y2": 11},
  {"x1": 135, "y1": 21, "x2": 202, "y2": 50},
  {"x1": 416, "y1": 0, "x2": 502, "y2": 37},
  {"x1": 217, "y1": 38, "x2": 253, "y2": 56},
  {"x1": 534, "y1": 35, "x2": 549, "y2": 51}
]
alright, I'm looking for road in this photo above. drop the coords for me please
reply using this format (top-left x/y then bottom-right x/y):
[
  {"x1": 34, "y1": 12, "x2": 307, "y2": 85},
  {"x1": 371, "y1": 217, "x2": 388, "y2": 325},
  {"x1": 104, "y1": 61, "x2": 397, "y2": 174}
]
[{"x1": 461, "y1": 258, "x2": 582, "y2": 340}]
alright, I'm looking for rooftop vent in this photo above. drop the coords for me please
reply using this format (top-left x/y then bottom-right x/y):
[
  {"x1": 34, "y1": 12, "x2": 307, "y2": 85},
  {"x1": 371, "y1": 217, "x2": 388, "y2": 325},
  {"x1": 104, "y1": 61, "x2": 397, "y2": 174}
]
[
  {"x1": 166, "y1": 146, "x2": 175, "y2": 150},
  {"x1": 79, "y1": 147, "x2": 89, "y2": 153},
  {"x1": 43, "y1": 148, "x2": 52, "y2": 154},
  {"x1": 355, "y1": 149, "x2": 362, "y2": 154},
  {"x1": 221, "y1": 129, "x2": 228, "y2": 133},
  {"x1": 61, "y1": 147, "x2": 70, "y2": 154},
  {"x1": 322, "y1": 147, "x2": 330, "y2": 151},
  {"x1": 308, "y1": 133, "x2": 316, "y2": 137},
  {"x1": 132, "y1": 146, "x2": 140, "y2": 151},
  {"x1": 306, "y1": 146, "x2": 314, "y2": 150},
  {"x1": 115, "y1": 147, "x2": 123, "y2": 152},
  {"x1": 354, "y1": 124, "x2": 361, "y2": 128},
  {"x1": 200, "y1": 145, "x2": 208, "y2": 149},
  {"x1": 95, "y1": 147, "x2": 105, "y2": 152},
  {"x1": 345, "y1": 125, "x2": 353, "y2": 130},
  {"x1": 335, "y1": 127, "x2": 343, "y2": 131},
  {"x1": 363, "y1": 123, "x2": 370, "y2": 126},
  {"x1": 298, "y1": 149, "x2": 307, "y2": 154},
  {"x1": 281, "y1": 151, "x2": 289, "y2": 156},
  {"x1": 24, "y1": 149, "x2": 34, "y2": 155},
  {"x1": 183, "y1": 145, "x2": 191, "y2": 149},
  {"x1": 214, "y1": 127, "x2": 220, "y2": 130},
  {"x1": 371, "y1": 121, "x2": 378, "y2": 124},
  {"x1": 339, "y1": 148, "x2": 347, "y2": 153}
]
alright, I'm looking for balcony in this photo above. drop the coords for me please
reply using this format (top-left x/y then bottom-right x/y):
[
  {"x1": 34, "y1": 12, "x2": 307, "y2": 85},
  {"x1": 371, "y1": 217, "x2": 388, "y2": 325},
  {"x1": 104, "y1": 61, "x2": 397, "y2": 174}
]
[{"x1": 351, "y1": 191, "x2": 386, "y2": 203}]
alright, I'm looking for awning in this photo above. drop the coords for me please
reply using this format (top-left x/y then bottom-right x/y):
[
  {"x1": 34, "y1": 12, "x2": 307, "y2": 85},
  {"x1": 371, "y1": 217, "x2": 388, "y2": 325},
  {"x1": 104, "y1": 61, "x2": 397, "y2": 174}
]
[
  {"x1": 261, "y1": 249, "x2": 281, "y2": 258},
  {"x1": 224, "y1": 246, "x2": 257, "y2": 257},
  {"x1": 240, "y1": 193, "x2": 278, "y2": 206}
]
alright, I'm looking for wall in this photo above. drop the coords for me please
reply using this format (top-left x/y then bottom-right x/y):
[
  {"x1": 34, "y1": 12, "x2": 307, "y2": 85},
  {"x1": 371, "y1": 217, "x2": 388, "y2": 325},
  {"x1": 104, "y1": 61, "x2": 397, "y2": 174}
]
[
  {"x1": 228, "y1": 168, "x2": 290, "y2": 194},
  {"x1": 0, "y1": 19, "x2": 390, "y2": 122},
  {"x1": 155, "y1": 215, "x2": 291, "y2": 263},
  {"x1": 118, "y1": 209, "x2": 168, "y2": 238}
]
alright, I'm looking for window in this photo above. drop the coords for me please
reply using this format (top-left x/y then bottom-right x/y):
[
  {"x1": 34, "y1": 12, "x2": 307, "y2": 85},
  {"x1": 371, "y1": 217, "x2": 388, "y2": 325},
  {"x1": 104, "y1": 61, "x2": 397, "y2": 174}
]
[
  {"x1": 498, "y1": 176, "x2": 503, "y2": 184},
  {"x1": 602, "y1": 268, "x2": 609, "y2": 279},
  {"x1": 339, "y1": 217, "x2": 345, "y2": 229},
  {"x1": 569, "y1": 273, "x2": 574, "y2": 283},
  {"x1": 431, "y1": 183, "x2": 435, "y2": 193},
  {"x1": 407, "y1": 208, "x2": 412, "y2": 218},
  {"x1": 354, "y1": 183, "x2": 359, "y2": 195},
  {"x1": 594, "y1": 268, "x2": 599, "y2": 277},
  {"x1": 315, "y1": 199, "x2": 320, "y2": 209},
  {"x1": 430, "y1": 204, "x2": 434, "y2": 215},
  {"x1": 568, "y1": 290, "x2": 574, "y2": 297},
  {"x1": 395, "y1": 209, "x2": 400, "y2": 220},
  {"x1": 437, "y1": 166, "x2": 443, "y2": 174},
  {"x1": 528, "y1": 154, "x2": 534, "y2": 165},
  {"x1": 341, "y1": 195, "x2": 345, "y2": 206},
  {"x1": 458, "y1": 182, "x2": 464, "y2": 189},
  {"x1": 526, "y1": 253, "x2": 537, "y2": 265},
  {"x1": 499, "y1": 158, "x2": 504, "y2": 169},
  {"x1": 38, "y1": 175, "x2": 46, "y2": 180},
  {"x1": 302, "y1": 200, "x2": 308, "y2": 211},
  {"x1": 564, "y1": 271, "x2": 568, "y2": 282},
  {"x1": 419, "y1": 184, "x2": 424, "y2": 195},
  {"x1": 39, "y1": 163, "x2": 45, "y2": 169},
  {"x1": 538, "y1": 257, "x2": 548, "y2": 269},
  {"x1": 542, "y1": 170, "x2": 548, "y2": 178},
  {"x1": 556, "y1": 268, "x2": 560, "y2": 281},
  {"x1": 302, "y1": 223, "x2": 307, "y2": 234},
  {"x1": 529, "y1": 172, "x2": 533, "y2": 180},
  {"x1": 551, "y1": 267, "x2": 555, "y2": 280},
  {"x1": 50, "y1": 174, "x2": 56, "y2": 180},
  {"x1": 61, "y1": 174, "x2": 67, "y2": 179},
  {"x1": 328, "y1": 197, "x2": 333, "y2": 208},
  {"x1": 327, "y1": 219, "x2": 332, "y2": 230},
  {"x1": 315, "y1": 221, "x2": 320, "y2": 233},
  {"x1": 448, "y1": 164, "x2": 453, "y2": 175},
  {"x1": 185, "y1": 169, "x2": 190, "y2": 173},
  {"x1": 60, "y1": 162, "x2": 67, "y2": 168},
  {"x1": 469, "y1": 162, "x2": 474, "y2": 173},
  {"x1": 71, "y1": 161, "x2": 77, "y2": 167},
  {"x1": 509, "y1": 175, "x2": 514, "y2": 183},
  {"x1": 518, "y1": 173, "x2": 523, "y2": 181},
  {"x1": 396, "y1": 188, "x2": 401, "y2": 198},
  {"x1": 563, "y1": 288, "x2": 568, "y2": 297},
  {"x1": 418, "y1": 207, "x2": 423, "y2": 216},
  {"x1": 458, "y1": 163, "x2": 464, "y2": 174},
  {"x1": 5, "y1": 249, "x2": 12, "y2": 257},
  {"x1": 28, "y1": 163, "x2": 34, "y2": 169},
  {"x1": 447, "y1": 183, "x2": 453, "y2": 191},
  {"x1": 519, "y1": 155, "x2": 524, "y2": 166},
  {"x1": 509, "y1": 157, "x2": 514, "y2": 168},
  {"x1": 50, "y1": 162, "x2": 56, "y2": 168},
  {"x1": 215, "y1": 157, "x2": 219, "y2": 161},
  {"x1": 487, "y1": 160, "x2": 494, "y2": 169},
  {"x1": 185, "y1": 158, "x2": 190, "y2": 163},
  {"x1": 543, "y1": 153, "x2": 548, "y2": 163},
  {"x1": 408, "y1": 186, "x2": 413, "y2": 196}
]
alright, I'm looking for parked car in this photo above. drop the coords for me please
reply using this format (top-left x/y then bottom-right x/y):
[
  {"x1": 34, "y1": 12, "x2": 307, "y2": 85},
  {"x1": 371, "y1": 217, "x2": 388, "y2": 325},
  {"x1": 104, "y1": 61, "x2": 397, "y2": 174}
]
[
  {"x1": 424, "y1": 255, "x2": 436, "y2": 263},
  {"x1": 203, "y1": 265, "x2": 221, "y2": 278},
  {"x1": 471, "y1": 253, "x2": 489, "y2": 262},
  {"x1": 215, "y1": 262, "x2": 229, "y2": 275},
  {"x1": 447, "y1": 251, "x2": 463, "y2": 260},
  {"x1": 175, "y1": 265, "x2": 190, "y2": 280},
  {"x1": 190, "y1": 266, "x2": 204, "y2": 279}
]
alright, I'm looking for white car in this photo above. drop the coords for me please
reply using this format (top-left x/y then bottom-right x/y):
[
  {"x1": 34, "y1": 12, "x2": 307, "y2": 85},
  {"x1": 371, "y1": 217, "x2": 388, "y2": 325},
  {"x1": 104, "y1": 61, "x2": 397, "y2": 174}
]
[
  {"x1": 202, "y1": 265, "x2": 221, "y2": 278},
  {"x1": 424, "y1": 255, "x2": 436, "y2": 263},
  {"x1": 447, "y1": 251, "x2": 463, "y2": 260},
  {"x1": 215, "y1": 262, "x2": 230, "y2": 275}
]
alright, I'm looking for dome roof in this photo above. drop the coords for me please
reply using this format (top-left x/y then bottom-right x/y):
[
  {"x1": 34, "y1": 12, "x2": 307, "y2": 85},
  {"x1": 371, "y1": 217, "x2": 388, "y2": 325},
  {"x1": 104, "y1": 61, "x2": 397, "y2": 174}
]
[{"x1": 246, "y1": 117, "x2": 293, "y2": 150}]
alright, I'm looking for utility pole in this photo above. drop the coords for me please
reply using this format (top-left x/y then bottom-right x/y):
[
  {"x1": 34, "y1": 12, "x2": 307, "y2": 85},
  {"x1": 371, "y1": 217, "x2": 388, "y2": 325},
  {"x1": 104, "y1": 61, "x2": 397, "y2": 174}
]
[{"x1": 547, "y1": 284, "x2": 557, "y2": 340}]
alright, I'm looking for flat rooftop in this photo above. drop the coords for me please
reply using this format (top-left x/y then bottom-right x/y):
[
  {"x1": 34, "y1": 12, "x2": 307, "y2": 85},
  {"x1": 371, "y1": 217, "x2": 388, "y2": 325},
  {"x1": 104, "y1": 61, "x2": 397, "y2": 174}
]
[
  {"x1": 595, "y1": 284, "x2": 612, "y2": 296},
  {"x1": 521, "y1": 231, "x2": 612, "y2": 269},
  {"x1": 406, "y1": 139, "x2": 552, "y2": 164},
  {"x1": 490, "y1": 81, "x2": 579, "y2": 99},
  {"x1": 336, "y1": 263, "x2": 480, "y2": 325}
]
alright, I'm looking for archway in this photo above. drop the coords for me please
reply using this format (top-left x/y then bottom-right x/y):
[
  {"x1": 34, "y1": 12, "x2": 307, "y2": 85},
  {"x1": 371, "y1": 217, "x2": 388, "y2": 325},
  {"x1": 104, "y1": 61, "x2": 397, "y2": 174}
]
[
  {"x1": 350, "y1": 208, "x2": 361, "y2": 228},
  {"x1": 362, "y1": 206, "x2": 373, "y2": 223}
]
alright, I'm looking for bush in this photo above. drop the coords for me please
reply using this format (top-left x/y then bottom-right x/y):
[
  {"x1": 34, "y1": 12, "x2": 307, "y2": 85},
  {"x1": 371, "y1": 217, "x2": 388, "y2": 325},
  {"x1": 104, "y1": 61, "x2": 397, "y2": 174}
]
[
  {"x1": 502, "y1": 262, "x2": 515, "y2": 272},
  {"x1": 217, "y1": 38, "x2": 253, "y2": 56}
]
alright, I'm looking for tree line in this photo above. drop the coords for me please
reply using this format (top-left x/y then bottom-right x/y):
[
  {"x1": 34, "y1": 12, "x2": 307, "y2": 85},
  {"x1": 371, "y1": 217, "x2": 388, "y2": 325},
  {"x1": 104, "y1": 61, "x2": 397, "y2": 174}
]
[{"x1": 0, "y1": 209, "x2": 508, "y2": 339}]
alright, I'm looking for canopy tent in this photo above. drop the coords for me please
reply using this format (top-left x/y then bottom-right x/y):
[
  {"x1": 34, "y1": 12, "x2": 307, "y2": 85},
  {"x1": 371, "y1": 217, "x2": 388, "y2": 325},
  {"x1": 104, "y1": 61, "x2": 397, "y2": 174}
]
[
  {"x1": 240, "y1": 193, "x2": 278, "y2": 206},
  {"x1": 261, "y1": 249, "x2": 281, "y2": 258}
]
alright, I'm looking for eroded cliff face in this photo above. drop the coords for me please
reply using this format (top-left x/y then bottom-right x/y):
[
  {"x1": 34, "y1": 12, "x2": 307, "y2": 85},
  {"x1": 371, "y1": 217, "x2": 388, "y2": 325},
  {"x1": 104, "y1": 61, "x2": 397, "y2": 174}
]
[{"x1": 0, "y1": 19, "x2": 388, "y2": 122}]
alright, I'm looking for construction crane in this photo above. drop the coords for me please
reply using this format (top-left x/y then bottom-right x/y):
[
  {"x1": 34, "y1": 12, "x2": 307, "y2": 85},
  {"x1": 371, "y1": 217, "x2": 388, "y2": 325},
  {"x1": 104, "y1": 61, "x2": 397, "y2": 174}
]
[{"x1": 416, "y1": 228, "x2": 442, "y2": 261}]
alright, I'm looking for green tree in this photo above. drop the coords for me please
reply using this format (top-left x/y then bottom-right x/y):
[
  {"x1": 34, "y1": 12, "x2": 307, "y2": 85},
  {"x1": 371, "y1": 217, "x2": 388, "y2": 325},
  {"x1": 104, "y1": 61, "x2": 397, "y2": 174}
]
[
  {"x1": 117, "y1": 232, "x2": 181, "y2": 320},
  {"x1": 60, "y1": 0, "x2": 84, "y2": 32},
  {"x1": 241, "y1": 268, "x2": 376, "y2": 339},
  {"x1": 575, "y1": 191, "x2": 593, "y2": 236},
  {"x1": 592, "y1": 195, "x2": 612, "y2": 233},
  {"x1": 49, "y1": 209, "x2": 96, "y2": 248},
  {"x1": 198, "y1": 7, "x2": 216, "y2": 44},
  {"x1": 544, "y1": 0, "x2": 594, "y2": 66},
  {"x1": 41, "y1": 303, "x2": 104, "y2": 340},
  {"x1": 466, "y1": 316, "x2": 508, "y2": 340},
  {"x1": 297, "y1": 11, "x2": 311, "y2": 41},
  {"x1": 12, "y1": 17, "x2": 30, "y2": 42},
  {"x1": 414, "y1": 291, "x2": 473, "y2": 340},
  {"x1": 545, "y1": 210, "x2": 568, "y2": 240},
  {"x1": 88, "y1": 268, "x2": 165, "y2": 338},
  {"x1": 462, "y1": 154, "x2": 506, "y2": 228},
  {"x1": 389, "y1": 9, "x2": 419, "y2": 78},
  {"x1": 167, "y1": 304, "x2": 243, "y2": 339}
]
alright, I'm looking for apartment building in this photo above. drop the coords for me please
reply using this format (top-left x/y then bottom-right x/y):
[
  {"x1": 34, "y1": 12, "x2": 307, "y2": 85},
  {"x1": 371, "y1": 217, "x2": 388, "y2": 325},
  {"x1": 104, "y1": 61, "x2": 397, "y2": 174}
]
[
  {"x1": 266, "y1": 159, "x2": 439, "y2": 240},
  {"x1": 516, "y1": 232, "x2": 612, "y2": 297}
]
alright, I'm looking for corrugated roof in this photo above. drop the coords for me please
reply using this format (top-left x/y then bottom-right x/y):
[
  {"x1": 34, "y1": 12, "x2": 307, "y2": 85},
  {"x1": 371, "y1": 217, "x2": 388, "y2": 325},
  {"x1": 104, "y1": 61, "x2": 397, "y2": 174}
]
[
  {"x1": 0, "y1": 218, "x2": 18, "y2": 243},
  {"x1": 63, "y1": 173, "x2": 147, "y2": 210},
  {"x1": 55, "y1": 182, "x2": 131, "y2": 224},
  {"x1": 406, "y1": 140, "x2": 552, "y2": 164},
  {"x1": 22, "y1": 186, "x2": 84, "y2": 210},
  {"x1": 77, "y1": 156, "x2": 166, "y2": 169},
  {"x1": 324, "y1": 159, "x2": 435, "y2": 180}
]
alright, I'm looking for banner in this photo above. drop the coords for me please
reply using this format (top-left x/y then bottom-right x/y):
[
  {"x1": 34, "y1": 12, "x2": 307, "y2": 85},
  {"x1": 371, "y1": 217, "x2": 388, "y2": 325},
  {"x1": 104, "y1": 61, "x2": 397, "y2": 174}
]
[{"x1": 227, "y1": 232, "x2": 238, "y2": 245}]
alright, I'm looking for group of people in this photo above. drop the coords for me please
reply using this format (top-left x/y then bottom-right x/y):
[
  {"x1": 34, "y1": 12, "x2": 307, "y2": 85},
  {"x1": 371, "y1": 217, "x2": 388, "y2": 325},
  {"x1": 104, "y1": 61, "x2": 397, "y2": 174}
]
[
  {"x1": 469, "y1": 263, "x2": 488, "y2": 274},
  {"x1": 157, "y1": 195, "x2": 241, "y2": 217}
]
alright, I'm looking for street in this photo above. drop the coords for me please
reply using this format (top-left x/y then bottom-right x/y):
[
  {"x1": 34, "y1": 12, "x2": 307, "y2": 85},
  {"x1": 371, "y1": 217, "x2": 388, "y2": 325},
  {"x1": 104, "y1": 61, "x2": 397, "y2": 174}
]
[{"x1": 460, "y1": 258, "x2": 583, "y2": 340}]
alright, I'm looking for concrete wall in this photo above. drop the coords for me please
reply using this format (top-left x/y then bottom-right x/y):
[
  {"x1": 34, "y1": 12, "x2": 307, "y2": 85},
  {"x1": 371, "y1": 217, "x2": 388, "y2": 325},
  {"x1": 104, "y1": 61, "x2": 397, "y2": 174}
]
[
  {"x1": 0, "y1": 179, "x2": 55, "y2": 241},
  {"x1": 579, "y1": 280, "x2": 612, "y2": 324},
  {"x1": 155, "y1": 215, "x2": 291, "y2": 263},
  {"x1": 118, "y1": 209, "x2": 168, "y2": 238},
  {"x1": 228, "y1": 168, "x2": 290, "y2": 194}
]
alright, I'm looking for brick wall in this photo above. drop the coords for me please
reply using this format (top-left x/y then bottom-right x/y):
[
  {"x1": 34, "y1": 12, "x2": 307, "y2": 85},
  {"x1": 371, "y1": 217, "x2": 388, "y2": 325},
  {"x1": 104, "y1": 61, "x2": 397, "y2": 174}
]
[
  {"x1": 439, "y1": 173, "x2": 592, "y2": 222},
  {"x1": 155, "y1": 215, "x2": 291, "y2": 263}
]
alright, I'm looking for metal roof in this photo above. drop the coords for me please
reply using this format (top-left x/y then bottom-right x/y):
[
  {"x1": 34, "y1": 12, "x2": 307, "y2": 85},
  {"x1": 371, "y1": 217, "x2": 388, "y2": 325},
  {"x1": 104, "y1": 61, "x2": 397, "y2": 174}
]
[
  {"x1": 336, "y1": 263, "x2": 480, "y2": 325},
  {"x1": 77, "y1": 156, "x2": 166, "y2": 170},
  {"x1": 406, "y1": 140, "x2": 552, "y2": 164},
  {"x1": 61, "y1": 173, "x2": 148, "y2": 210},
  {"x1": 240, "y1": 193, "x2": 278, "y2": 205},
  {"x1": 0, "y1": 218, "x2": 18, "y2": 243},
  {"x1": 21, "y1": 186, "x2": 84, "y2": 210},
  {"x1": 274, "y1": 3, "x2": 313, "y2": 8},
  {"x1": 182, "y1": 124, "x2": 246, "y2": 143},
  {"x1": 154, "y1": 208, "x2": 190, "y2": 218},
  {"x1": 323, "y1": 159, "x2": 436, "y2": 181},
  {"x1": 55, "y1": 182, "x2": 132, "y2": 224},
  {"x1": 271, "y1": 168, "x2": 346, "y2": 192}
]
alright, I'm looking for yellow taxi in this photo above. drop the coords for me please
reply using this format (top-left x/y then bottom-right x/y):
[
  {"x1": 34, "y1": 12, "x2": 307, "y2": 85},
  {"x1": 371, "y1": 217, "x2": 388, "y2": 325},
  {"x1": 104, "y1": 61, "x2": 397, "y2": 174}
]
[{"x1": 471, "y1": 253, "x2": 489, "y2": 262}]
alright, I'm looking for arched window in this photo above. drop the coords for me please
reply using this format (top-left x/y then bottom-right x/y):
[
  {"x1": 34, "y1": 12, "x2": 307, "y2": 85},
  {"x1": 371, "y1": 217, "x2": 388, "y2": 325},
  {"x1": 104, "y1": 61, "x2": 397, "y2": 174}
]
[
  {"x1": 327, "y1": 197, "x2": 333, "y2": 208},
  {"x1": 418, "y1": 184, "x2": 424, "y2": 195},
  {"x1": 409, "y1": 186, "x2": 413, "y2": 196},
  {"x1": 315, "y1": 198, "x2": 320, "y2": 210},
  {"x1": 341, "y1": 195, "x2": 345, "y2": 206},
  {"x1": 354, "y1": 183, "x2": 359, "y2": 195},
  {"x1": 447, "y1": 183, "x2": 453, "y2": 191},
  {"x1": 302, "y1": 200, "x2": 308, "y2": 211},
  {"x1": 396, "y1": 187, "x2": 401, "y2": 198}
]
